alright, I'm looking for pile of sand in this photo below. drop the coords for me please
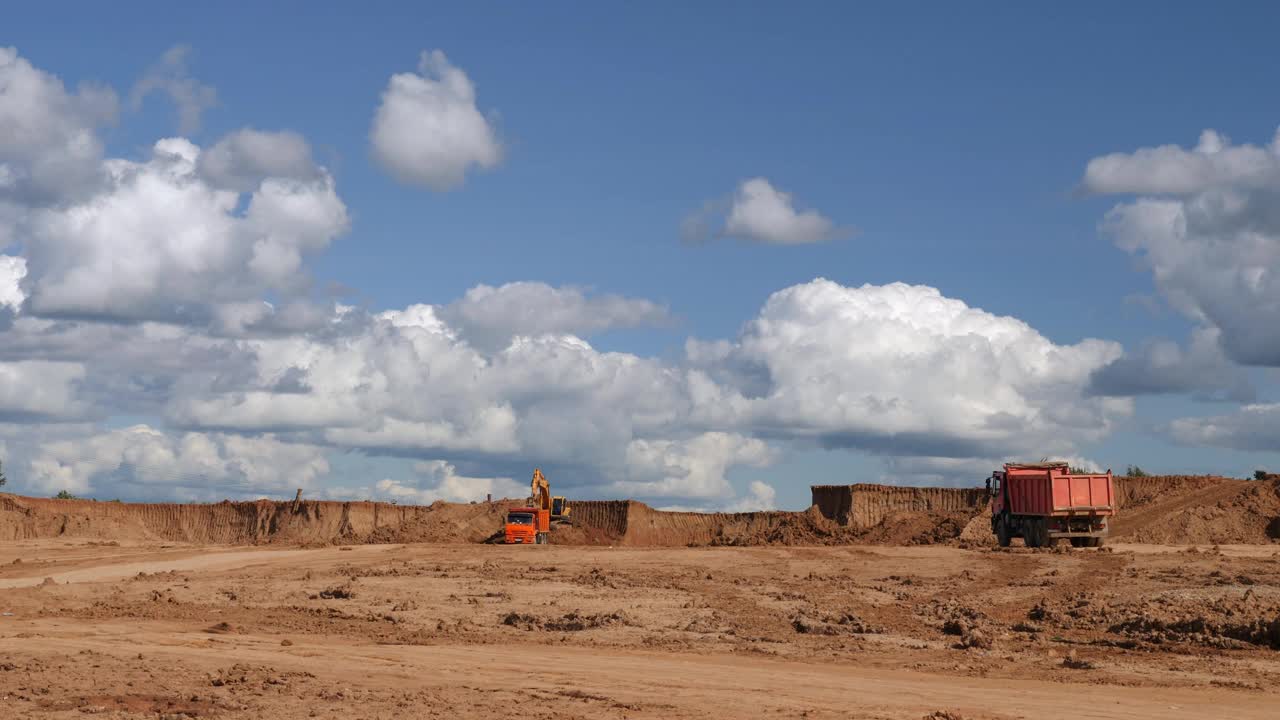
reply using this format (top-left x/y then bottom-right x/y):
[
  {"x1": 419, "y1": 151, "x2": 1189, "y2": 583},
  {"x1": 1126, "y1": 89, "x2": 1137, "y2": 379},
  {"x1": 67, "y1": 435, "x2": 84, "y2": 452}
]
[{"x1": 1110, "y1": 477, "x2": 1280, "y2": 545}]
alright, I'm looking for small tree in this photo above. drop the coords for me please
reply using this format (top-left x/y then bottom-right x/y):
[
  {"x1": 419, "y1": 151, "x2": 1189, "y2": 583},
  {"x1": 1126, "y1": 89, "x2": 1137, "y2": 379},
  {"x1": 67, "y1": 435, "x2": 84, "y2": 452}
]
[
  {"x1": 1125, "y1": 465, "x2": 1149, "y2": 478},
  {"x1": 1256, "y1": 470, "x2": 1270, "y2": 481},
  {"x1": 54, "y1": 490, "x2": 76, "y2": 500}
]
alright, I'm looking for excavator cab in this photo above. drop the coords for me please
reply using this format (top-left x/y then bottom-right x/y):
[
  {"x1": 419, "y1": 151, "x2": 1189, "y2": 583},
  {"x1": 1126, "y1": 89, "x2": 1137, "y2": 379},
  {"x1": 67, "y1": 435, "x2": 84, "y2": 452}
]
[{"x1": 551, "y1": 496, "x2": 570, "y2": 522}]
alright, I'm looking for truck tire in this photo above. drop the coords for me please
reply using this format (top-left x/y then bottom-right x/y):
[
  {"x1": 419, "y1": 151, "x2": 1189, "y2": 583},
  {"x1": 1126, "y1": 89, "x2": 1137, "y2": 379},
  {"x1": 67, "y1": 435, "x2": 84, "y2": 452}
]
[
  {"x1": 1085, "y1": 537, "x2": 1103, "y2": 548},
  {"x1": 995, "y1": 514, "x2": 1011, "y2": 547},
  {"x1": 1069, "y1": 537, "x2": 1085, "y2": 548},
  {"x1": 1024, "y1": 519, "x2": 1048, "y2": 548}
]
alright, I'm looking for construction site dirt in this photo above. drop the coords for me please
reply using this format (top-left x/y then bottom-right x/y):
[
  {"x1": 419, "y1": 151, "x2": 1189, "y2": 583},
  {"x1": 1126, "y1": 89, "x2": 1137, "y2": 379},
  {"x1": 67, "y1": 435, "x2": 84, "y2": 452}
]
[{"x1": 0, "y1": 475, "x2": 1277, "y2": 719}]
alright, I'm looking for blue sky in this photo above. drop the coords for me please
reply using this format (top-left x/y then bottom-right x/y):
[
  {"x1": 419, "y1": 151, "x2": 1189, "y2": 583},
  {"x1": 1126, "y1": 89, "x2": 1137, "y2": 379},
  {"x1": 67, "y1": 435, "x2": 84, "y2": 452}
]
[{"x1": 2, "y1": 3, "x2": 1279, "y2": 508}]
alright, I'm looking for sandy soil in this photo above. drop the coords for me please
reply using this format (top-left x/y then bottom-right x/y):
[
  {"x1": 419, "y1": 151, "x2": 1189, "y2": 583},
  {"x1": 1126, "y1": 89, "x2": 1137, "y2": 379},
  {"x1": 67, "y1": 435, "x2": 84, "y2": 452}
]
[{"x1": 1, "y1": 539, "x2": 1277, "y2": 719}]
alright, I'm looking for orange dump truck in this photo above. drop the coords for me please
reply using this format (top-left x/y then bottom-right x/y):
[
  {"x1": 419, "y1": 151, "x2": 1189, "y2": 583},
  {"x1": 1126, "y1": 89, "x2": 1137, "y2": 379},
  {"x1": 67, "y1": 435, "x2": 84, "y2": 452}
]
[
  {"x1": 987, "y1": 462, "x2": 1114, "y2": 548},
  {"x1": 504, "y1": 506, "x2": 550, "y2": 544}
]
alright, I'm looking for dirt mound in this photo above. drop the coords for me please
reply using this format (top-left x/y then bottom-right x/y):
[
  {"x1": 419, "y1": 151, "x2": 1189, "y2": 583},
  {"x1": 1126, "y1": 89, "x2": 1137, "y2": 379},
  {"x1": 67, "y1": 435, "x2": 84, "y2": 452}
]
[
  {"x1": 0, "y1": 493, "x2": 505, "y2": 545},
  {"x1": 1110, "y1": 476, "x2": 1280, "y2": 544},
  {"x1": 1115, "y1": 475, "x2": 1236, "y2": 508},
  {"x1": 858, "y1": 510, "x2": 974, "y2": 546}
]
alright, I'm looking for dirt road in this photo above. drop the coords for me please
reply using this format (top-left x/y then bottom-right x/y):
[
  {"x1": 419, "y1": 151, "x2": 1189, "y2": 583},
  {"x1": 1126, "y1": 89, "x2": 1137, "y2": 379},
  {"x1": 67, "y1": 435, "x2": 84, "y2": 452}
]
[{"x1": 1, "y1": 540, "x2": 1277, "y2": 719}]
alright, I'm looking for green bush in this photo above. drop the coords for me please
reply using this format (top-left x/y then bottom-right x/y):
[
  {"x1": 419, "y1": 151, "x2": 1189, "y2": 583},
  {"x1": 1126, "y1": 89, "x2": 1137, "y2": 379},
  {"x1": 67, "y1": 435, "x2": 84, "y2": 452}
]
[
  {"x1": 1125, "y1": 465, "x2": 1149, "y2": 478},
  {"x1": 54, "y1": 490, "x2": 77, "y2": 500}
]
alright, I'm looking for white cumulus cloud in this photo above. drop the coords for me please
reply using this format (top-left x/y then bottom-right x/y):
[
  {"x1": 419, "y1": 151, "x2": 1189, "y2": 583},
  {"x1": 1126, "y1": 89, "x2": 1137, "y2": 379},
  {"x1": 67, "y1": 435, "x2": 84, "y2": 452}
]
[
  {"x1": 373, "y1": 461, "x2": 525, "y2": 504},
  {"x1": 618, "y1": 432, "x2": 776, "y2": 500},
  {"x1": 25, "y1": 425, "x2": 329, "y2": 498},
  {"x1": 1085, "y1": 128, "x2": 1280, "y2": 366},
  {"x1": 370, "y1": 50, "x2": 502, "y2": 190},
  {"x1": 0, "y1": 46, "x2": 118, "y2": 204},
  {"x1": 0, "y1": 360, "x2": 87, "y2": 419},
  {"x1": 686, "y1": 280, "x2": 1128, "y2": 459},
  {"x1": 683, "y1": 178, "x2": 847, "y2": 245},
  {"x1": 19, "y1": 135, "x2": 348, "y2": 325},
  {"x1": 441, "y1": 281, "x2": 671, "y2": 351},
  {"x1": 198, "y1": 128, "x2": 321, "y2": 192}
]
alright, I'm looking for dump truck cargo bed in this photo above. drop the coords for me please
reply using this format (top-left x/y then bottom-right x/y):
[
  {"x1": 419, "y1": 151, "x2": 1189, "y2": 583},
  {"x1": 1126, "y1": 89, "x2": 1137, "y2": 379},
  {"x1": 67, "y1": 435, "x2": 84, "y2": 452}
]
[{"x1": 1002, "y1": 465, "x2": 1114, "y2": 517}]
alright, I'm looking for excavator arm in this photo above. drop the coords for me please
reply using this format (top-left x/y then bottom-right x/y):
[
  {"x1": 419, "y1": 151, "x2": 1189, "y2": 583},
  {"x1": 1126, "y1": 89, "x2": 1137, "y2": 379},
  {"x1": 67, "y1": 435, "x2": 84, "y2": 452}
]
[
  {"x1": 530, "y1": 468, "x2": 552, "y2": 511},
  {"x1": 530, "y1": 468, "x2": 571, "y2": 523}
]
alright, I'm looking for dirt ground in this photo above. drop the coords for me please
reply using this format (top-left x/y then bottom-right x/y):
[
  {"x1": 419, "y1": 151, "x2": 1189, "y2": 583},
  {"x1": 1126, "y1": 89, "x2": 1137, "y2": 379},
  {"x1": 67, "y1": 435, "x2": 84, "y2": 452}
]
[{"x1": 1, "y1": 539, "x2": 1277, "y2": 719}]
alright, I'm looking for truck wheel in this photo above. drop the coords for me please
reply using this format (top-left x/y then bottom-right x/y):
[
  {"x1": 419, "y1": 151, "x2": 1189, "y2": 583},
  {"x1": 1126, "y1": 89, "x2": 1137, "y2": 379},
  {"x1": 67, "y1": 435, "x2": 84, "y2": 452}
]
[
  {"x1": 1086, "y1": 537, "x2": 1103, "y2": 548},
  {"x1": 1069, "y1": 538, "x2": 1085, "y2": 548},
  {"x1": 995, "y1": 515, "x2": 1011, "y2": 547},
  {"x1": 1024, "y1": 519, "x2": 1047, "y2": 548}
]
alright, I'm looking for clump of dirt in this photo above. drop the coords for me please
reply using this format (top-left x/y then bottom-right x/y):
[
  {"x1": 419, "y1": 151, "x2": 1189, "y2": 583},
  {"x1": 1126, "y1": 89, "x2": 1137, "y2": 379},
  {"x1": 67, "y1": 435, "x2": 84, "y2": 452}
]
[
  {"x1": 1027, "y1": 586, "x2": 1280, "y2": 650},
  {"x1": 208, "y1": 663, "x2": 314, "y2": 689},
  {"x1": 791, "y1": 611, "x2": 879, "y2": 635},
  {"x1": 923, "y1": 599, "x2": 996, "y2": 649},
  {"x1": 1062, "y1": 651, "x2": 1097, "y2": 670},
  {"x1": 573, "y1": 567, "x2": 618, "y2": 588},
  {"x1": 314, "y1": 585, "x2": 356, "y2": 600},
  {"x1": 501, "y1": 611, "x2": 631, "y2": 632},
  {"x1": 1106, "y1": 594, "x2": 1280, "y2": 649}
]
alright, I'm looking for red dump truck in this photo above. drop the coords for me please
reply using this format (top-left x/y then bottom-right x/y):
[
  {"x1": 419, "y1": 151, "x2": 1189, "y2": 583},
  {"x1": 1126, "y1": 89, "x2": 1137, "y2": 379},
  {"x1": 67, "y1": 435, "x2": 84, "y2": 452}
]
[{"x1": 987, "y1": 462, "x2": 1114, "y2": 548}]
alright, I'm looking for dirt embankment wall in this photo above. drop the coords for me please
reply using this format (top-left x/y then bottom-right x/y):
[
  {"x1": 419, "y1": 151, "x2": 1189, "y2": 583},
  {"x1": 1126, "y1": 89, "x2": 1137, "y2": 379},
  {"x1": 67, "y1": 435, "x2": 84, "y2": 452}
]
[
  {"x1": 565, "y1": 501, "x2": 844, "y2": 546},
  {"x1": 6, "y1": 474, "x2": 1277, "y2": 548},
  {"x1": 0, "y1": 494, "x2": 506, "y2": 545},
  {"x1": 811, "y1": 484, "x2": 987, "y2": 528}
]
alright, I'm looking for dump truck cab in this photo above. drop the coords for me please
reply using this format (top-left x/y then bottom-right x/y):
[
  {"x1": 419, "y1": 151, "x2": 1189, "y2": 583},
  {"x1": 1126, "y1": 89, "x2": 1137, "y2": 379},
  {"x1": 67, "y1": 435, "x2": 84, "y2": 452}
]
[{"x1": 504, "y1": 506, "x2": 550, "y2": 544}]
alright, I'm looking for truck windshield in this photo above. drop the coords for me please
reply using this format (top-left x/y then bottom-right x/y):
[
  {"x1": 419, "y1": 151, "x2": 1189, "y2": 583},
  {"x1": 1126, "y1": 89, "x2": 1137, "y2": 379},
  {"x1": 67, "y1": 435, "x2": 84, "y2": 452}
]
[{"x1": 507, "y1": 513, "x2": 534, "y2": 525}]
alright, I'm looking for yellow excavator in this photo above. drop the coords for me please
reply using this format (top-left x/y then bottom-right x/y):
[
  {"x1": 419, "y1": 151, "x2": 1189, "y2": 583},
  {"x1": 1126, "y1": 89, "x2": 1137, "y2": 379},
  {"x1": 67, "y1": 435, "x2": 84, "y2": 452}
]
[
  {"x1": 531, "y1": 468, "x2": 571, "y2": 523},
  {"x1": 503, "y1": 469, "x2": 571, "y2": 544}
]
